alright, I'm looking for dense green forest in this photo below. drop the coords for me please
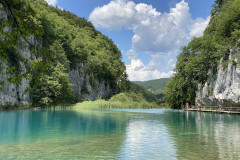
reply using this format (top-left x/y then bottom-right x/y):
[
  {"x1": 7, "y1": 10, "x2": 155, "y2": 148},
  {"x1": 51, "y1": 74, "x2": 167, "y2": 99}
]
[
  {"x1": 0, "y1": 0, "x2": 127, "y2": 106},
  {"x1": 0, "y1": 0, "x2": 159, "y2": 107},
  {"x1": 133, "y1": 78, "x2": 170, "y2": 99},
  {"x1": 164, "y1": 0, "x2": 240, "y2": 108}
]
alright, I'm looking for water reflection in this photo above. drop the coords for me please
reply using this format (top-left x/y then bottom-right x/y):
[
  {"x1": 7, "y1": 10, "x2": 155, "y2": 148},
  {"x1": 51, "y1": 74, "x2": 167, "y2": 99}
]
[
  {"x1": 120, "y1": 113, "x2": 177, "y2": 160},
  {"x1": 0, "y1": 110, "x2": 128, "y2": 143},
  {"x1": 164, "y1": 110, "x2": 240, "y2": 160},
  {"x1": 0, "y1": 109, "x2": 240, "y2": 159},
  {"x1": 214, "y1": 114, "x2": 240, "y2": 159},
  {"x1": 0, "y1": 109, "x2": 128, "y2": 159}
]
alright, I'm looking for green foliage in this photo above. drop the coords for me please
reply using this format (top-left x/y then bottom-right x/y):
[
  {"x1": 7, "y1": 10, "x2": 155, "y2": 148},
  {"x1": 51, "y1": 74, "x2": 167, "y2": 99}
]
[
  {"x1": 127, "y1": 81, "x2": 160, "y2": 103},
  {"x1": 109, "y1": 92, "x2": 145, "y2": 103},
  {"x1": 1, "y1": 0, "x2": 128, "y2": 106},
  {"x1": 163, "y1": 73, "x2": 196, "y2": 109},
  {"x1": 31, "y1": 41, "x2": 74, "y2": 107},
  {"x1": 0, "y1": 0, "x2": 42, "y2": 89},
  {"x1": 28, "y1": 0, "x2": 127, "y2": 97},
  {"x1": 73, "y1": 92, "x2": 162, "y2": 109},
  {"x1": 73, "y1": 81, "x2": 164, "y2": 108},
  {"x1": 206, "y1": 86, "x2": 214, "y2": 97},
  {"x1": 164, "y1": 0, "x2": 240, "y2": 108},
  {"x1": 32, "y1": 0, "x2": 125, "y2": 76},
  {"x1": 0, "y1": 0, "x2": 42, "y2": 46},
  {"x1": 133, "y1": 78, "x2": 170, "y2": 95}
]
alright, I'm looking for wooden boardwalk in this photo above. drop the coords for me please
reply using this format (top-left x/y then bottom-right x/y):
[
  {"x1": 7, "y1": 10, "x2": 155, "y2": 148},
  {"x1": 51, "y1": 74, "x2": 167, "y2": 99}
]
[{"x1": 185, "y1": 107, "x2": 240, "y2": 114}]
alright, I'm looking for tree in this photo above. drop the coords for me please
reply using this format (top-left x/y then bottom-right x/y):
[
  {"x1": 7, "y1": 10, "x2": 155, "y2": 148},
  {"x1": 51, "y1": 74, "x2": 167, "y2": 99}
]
[
  {"x1": 1, "y1": 0, "x2": 128, "y2": 106},
  {"x1": 164, "y1": 0, "x2": 240, "y2": 108},
  {"x1": 31, "y1": 41, "x2": 74, "y2": 106},
  {"x1": 0, "y1": 0, "x2": 42, "y2": 90}
]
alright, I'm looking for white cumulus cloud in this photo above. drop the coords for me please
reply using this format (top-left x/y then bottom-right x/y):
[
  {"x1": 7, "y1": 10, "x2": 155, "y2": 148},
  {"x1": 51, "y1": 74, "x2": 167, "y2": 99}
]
[
  {"x1": 126, "y1": 59, "x2": 174, "y2": 81},
  {"x1": 44, "y1": 0, "x2": 58, "y2": 6},
  {"x1": 89, "y1": 0, "x2": 210, "y2": 81},
  {"x1": 89, "y1": 0, "x2": 136, "y2": 30},
  {"x1": 190, "y1": 16, "x2": 210, "y2": 37},
  {"x1": 126, "y1": 49, "x2": 138, "y2": 60}
]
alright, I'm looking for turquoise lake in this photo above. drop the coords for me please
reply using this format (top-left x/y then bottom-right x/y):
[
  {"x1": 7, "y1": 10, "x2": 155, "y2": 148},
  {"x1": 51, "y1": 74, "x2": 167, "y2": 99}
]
[{"x1": 0, "y1": 108, "x2": 240, "y2": 160}]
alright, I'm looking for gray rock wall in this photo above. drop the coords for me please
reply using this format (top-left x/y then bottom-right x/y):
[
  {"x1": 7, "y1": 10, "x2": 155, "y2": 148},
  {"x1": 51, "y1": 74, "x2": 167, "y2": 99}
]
[
  {"x1": 0, "y1": 48, "x2": 32, "y2": 106},
  {"x1": 0, "y1": 5, "x2": 31, "y2": 106},
  {"x1": 196, "y1": 48, "x2": 240, "y2": 106},
  {"x1": 0, "y1": 56, "x2": 31, "y2": 106},
  {"x1": 69, "y1": 64, "x2": 111, "y2": 101}
]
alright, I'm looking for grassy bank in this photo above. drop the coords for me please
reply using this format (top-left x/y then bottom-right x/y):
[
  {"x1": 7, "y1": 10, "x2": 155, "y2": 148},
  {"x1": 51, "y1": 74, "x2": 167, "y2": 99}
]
[
  {"x1": 71, "y1": 92, "x2": 168, "y2": 109},
  {"x1": 0, "y1": 92, "x2": 169, "y2": 110},
  {"x1": 71, "y1": 99, "x2": 160, "y2": 109}
]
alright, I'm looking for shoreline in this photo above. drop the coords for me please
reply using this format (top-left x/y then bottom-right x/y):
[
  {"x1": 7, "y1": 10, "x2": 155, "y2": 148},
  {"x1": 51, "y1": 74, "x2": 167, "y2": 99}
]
[
  {"x1": 0, "y1": 103, "x2": 168, "y2": 111},
  {"x1": 0, "y1": 106, "x2": 42, "y2": 111},
  {"x1": 185, "y1": 108, "x2": 240, "y2": 114}
]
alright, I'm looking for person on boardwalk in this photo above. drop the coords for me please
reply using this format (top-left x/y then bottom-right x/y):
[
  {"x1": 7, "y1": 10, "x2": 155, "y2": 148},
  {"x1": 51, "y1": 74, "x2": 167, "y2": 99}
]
[
  {"x1": 197, "y1": 103, "x2": 201, "y2": 110},
  {"x1": 186, "y1": 102, "x2": 189, "y2": 110}
]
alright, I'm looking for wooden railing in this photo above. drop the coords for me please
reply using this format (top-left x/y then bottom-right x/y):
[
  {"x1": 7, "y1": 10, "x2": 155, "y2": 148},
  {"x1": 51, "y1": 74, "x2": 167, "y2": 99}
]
[{"x1": 188, "y1": 106, "x2": 240, "y2": 113}]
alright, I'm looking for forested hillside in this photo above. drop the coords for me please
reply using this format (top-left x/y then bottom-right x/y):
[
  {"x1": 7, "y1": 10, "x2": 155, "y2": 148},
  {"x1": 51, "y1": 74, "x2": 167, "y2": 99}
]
[
  {"x1": 0, "y1": 0, "x2": 127, "y2": 106},
  {"x1": 133, "y1": 78, "x2": 170, "y2": 96},
  {"x1": 164, "y1": 0, "x2": 240, "y2": 108},
  {"x1": 0, "y1": 0, "x2": 160, "y2": 108},
  {"x1": 127, "y1": 82, "x2": 160, "y2": 103}
]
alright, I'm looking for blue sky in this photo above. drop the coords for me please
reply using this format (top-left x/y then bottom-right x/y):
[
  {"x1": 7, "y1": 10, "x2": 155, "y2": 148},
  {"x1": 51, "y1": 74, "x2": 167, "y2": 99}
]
[{"x1": 45, "y1": 0, "x2": 214, "y2": 81}]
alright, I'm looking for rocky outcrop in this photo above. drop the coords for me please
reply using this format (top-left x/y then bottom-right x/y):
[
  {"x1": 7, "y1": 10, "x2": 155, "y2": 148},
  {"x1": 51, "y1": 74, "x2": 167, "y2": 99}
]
[
  {"x1": 1, "y1": 57, "x2": 111, "y2": 106},
  {"x1": 0, "y1": 4, "x2": 31, "y2": 106},
  {"x1": 69, "y1": 64, "x2": 111, "y2": 101},
  {"x1": 196, "y1": 48, "x2": 240, "y2": 106},
  {"x1": 0, "y1": 50, "x2": 31, "y2": 106},
  {"x1": 0, "y1": 5, "x2": 112, "y2": 106},
  {"x1": 0, "y1": 61, "x2": 111, "y2": 106}
]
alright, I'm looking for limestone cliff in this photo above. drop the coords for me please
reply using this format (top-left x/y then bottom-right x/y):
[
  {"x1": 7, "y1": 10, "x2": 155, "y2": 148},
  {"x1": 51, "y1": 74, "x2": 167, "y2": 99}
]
[
  {"x1": 0, "y1": 49, "x2": 112, "y2": 106},
  {"x1": 69, "y1": 64, "x2": 110, "y2": 101},
  {"x1": 0, "y1": 51, "x2": 31, "y2": 106},
  {"x1": 0, "y1": 61, "x2": 111, "y2": 106},
  {"x1": 196, "y1": 48, "x2": 240, "y2": 106},
  {"x1": 0, "y1": 4, "x2": 31, "y2": 106},
  {"x1": 0, "y1": 5, "x2": 111, "y2": 106}
]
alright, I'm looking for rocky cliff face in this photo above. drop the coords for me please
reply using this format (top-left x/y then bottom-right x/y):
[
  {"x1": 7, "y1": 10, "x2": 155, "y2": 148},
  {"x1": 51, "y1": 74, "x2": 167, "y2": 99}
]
[
  {"x1": 0, "y1": 5, "x2": 112, "y2": 106},
  {"x1": 0, "y1": 4, "x2": 31, "y2": 106},
  {"x1": 196, "y1": 48, "x2": 240, "y2": 106},
  {"x1": 0, "y1": 48, "x2": 31, "y2": 106},
  {"x1": 0, "y1": 53, "x2": 111, "y2": 106},
  {"x1": 0, "y1": 61, "x2": 111, "y2": 106},
  {"x1": 69, "y1": 64, "x2": 111, "y2": 101}
]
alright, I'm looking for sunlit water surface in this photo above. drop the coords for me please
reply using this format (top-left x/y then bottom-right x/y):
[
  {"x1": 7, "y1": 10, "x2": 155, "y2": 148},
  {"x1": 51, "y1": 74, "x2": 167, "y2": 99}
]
[{"x1": 0, "y1": 109, "x2": 240, "y2": 160}]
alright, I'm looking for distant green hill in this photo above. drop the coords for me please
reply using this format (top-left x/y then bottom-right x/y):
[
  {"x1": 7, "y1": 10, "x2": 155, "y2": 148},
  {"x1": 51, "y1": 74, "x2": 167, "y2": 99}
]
[{"x1": 133, "y1": 78, "x2": 170, "y2": 98}]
